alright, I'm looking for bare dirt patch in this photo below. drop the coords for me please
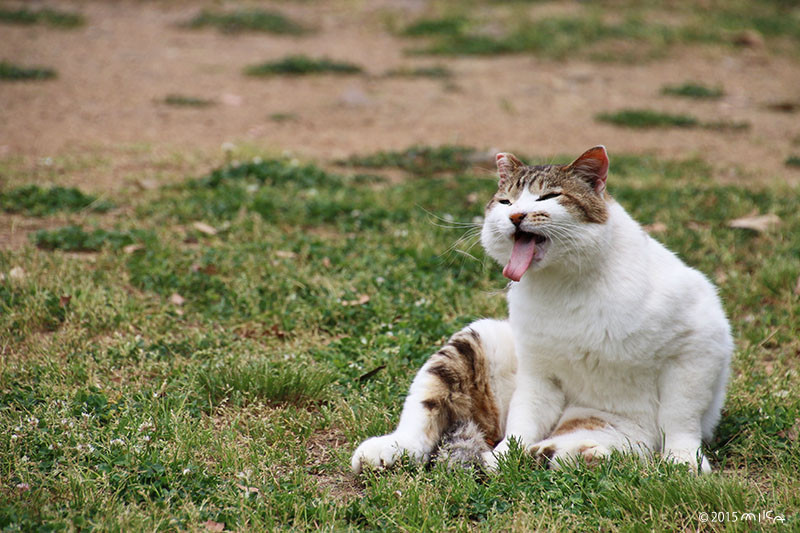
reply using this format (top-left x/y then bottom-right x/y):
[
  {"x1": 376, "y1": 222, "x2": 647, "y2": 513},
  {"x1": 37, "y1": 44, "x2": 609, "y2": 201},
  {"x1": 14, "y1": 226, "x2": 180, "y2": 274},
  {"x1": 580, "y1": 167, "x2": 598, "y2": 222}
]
[{"x1": 1, "y1": 0, "x2": 800, "y2": 194}]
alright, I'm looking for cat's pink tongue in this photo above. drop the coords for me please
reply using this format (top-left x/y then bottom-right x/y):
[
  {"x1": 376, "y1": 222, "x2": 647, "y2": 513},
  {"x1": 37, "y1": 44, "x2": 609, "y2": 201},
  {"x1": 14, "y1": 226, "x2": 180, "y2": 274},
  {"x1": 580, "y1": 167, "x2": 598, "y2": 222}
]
[{"x1": 503, "y1": 233, "x2": 536, "y2": 282}]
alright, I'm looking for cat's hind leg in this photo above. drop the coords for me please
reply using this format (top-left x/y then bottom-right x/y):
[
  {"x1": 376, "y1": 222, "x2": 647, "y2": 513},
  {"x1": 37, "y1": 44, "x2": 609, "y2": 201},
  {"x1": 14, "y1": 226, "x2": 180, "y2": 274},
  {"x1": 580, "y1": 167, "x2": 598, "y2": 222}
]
[
  {"x1": 351, "y1": 319, "x2": 516, "y2": 474},
  {"x1": 529, "y1": 407, "x2": 654, "y2": 469}
]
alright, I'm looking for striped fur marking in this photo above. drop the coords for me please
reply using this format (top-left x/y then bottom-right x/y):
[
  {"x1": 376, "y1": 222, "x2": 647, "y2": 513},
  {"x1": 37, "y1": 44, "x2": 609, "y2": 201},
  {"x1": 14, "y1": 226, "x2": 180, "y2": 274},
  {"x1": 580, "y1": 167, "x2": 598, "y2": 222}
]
[
  {"x1": 551, "y1": 416, "x2": 608, "y2": 436},
  {"x1": 421, "y1": 329, "x2": 502, "y2": 445}
]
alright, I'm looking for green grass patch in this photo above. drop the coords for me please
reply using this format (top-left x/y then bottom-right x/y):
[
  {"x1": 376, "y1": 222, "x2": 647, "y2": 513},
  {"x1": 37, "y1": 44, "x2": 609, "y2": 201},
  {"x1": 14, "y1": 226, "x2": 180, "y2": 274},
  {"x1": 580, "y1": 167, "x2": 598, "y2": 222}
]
[
  {"x1": 401, "y1": 16, "x2": 468, "y2": 37},
  {"x1": 596, "y1": 109, "x2": 700, "y2": 128},
  {"x1": 401, "y1": 2, "x2": 800, "y2": 60},
  {"x1": 786, "y1": 156, "x2": 800, "y2": 167},
  {"x1": 0, "y1": 185, "x2": 112, "y2": 216},
  {"x1": 0, "y1": 61, "x2": 56, "y2": 81},
  {"x1": 163, "y1": 94, "x2": 215, "y2": 108},
  {"x1": 338, "y1": 145, "x2": 479, "y2": 174},
  {"x1": 32, "y1": 225, "x2": 152, "y2": 252},
  {"x1": 385, "y1": 65, "x2": 453, "y2": 78},
  {"x1": 185, "y1": 9, "x2": 307, "y2": 35},
  {"x1": 662, "y1": 82, "x2": 725, "y2": 99},
  {"x1": 597, "y1": 109, "x2": 751, "y2": 131},
  {"x1": 196, "y1": 359, "x2": 333, "y2": 409},
  {"x1": 1, "y1": 148, "x2": 798, "y2": 530},
  {"x1": 244, "y1": 55, "x2": 363, "y2": 76},
  {"x1": 0, "y1": 7, "x2": 85, "y2": 28}
]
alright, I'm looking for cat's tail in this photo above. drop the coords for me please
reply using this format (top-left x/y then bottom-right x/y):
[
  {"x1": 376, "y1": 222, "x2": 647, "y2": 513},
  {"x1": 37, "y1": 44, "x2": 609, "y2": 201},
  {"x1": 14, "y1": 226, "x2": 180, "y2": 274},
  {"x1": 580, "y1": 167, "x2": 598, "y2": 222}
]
[{"x1": 436, "y1": 420, "x2": 492, "y2": 469}]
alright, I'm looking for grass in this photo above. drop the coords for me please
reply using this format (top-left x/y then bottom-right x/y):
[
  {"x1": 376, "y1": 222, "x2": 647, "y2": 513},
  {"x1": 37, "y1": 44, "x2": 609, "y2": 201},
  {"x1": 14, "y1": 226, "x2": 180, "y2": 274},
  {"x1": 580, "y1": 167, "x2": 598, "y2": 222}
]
[
  {"x1": 0, "y1": 7, "x2": 84, "y2": 28},
  {"x1": 337, "y1": 145, "x2": 480, "y2": 174},
  {"x1": 597, "y1": 109, "x2": 751, "y2": 131},
  {"x1": 662, "y1": 82, "x2": 725, "y2": 99},
  {"x1": 163, "y1": 94, "x2": 215, "y2": 108},
  {"x1": 185, "y1": 9, "x2": 307, "y2": 35},
  {"x1": 385, "y1": 65, "x2": 453, "y2": 79},
  {"x1": 0, "y1": 61, "x2": 56, "y2": 82},
  {"x1": 596, "y1": 109, "x2": 700, "y2": 128},
  {"x1": 787, "y1": 156, "x2": 800, "y2": 167},
  {"x1": 1, "y1": 150, "x2": 798, "y2": 530},
  {"x1": 0, "y1": 185, "x2": 112, "y2": 216},
  {"x1": 399, "y1": 1, "x2": 800, "y2": 60},
  {"x1": 244, "y1": 55, "x2": 363, "y2": 76},
  {"x1": 32, "y1": 226, "x2": 152, "y2": 252}
]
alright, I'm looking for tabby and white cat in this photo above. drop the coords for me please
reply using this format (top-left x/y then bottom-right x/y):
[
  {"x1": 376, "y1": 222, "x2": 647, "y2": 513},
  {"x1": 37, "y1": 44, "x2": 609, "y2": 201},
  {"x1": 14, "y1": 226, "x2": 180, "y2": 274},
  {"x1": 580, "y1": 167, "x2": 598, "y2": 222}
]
[{"x1": 351, "y1": 146, "x2": 733, "y2": 474}]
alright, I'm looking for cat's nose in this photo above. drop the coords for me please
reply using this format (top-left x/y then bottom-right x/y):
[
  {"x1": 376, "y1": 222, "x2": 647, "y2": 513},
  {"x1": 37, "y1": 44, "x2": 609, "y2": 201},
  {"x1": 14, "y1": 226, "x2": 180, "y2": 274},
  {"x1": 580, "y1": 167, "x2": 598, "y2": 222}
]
[{"x1": 509, "y1": 213, "x2": 526, "y2": 227}]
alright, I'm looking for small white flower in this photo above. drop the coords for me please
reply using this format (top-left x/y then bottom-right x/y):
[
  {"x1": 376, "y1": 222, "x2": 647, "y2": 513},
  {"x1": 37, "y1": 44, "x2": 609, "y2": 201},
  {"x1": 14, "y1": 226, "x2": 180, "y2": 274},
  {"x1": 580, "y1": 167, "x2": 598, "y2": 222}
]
[
  {"x1": 110, "y1": 438, "x2": 125, "y2": 446},
  {"x1": 81, "y1": 412, "x2": 92, "y2": 420},
  {"x1": 246, "y1": 184, "x2": 259, "y2": 193},
  {"x1": 415, "y1": 298, "x2": 428, "y2": 307},
  {"x1": 138, "y1": 421, "x2": 155, "y2": 433},
  {"x1": 20, "y1": 455, "x2": 29, "y2": 463},
  {"x1": 386, "y1": 332, "x2": 394, "y2": 337},
  {"x1": 142, "y1": 435, "x2": 151, "y2": 443},
  {"x1": 376, "y1": 276, "x2": 386, "y2": 284},
  {"x1": 27, "y1": 416, "x2": 39, "y2": 427},
  {"x1": 360, "y1": 337, "x2": 367, "y2": 345},
  {"x1": 16, "y1": 482, "x2": 30, "y2": 491},
  {"x1": 182, "y1": 468, "x2": 192, "y2": 475},
  {"x1": 11, "y1": 434, "x2": 19, "y2": 441},
  {"x1": 236, "y1": 469, "x2": 252, "y2": 481}
]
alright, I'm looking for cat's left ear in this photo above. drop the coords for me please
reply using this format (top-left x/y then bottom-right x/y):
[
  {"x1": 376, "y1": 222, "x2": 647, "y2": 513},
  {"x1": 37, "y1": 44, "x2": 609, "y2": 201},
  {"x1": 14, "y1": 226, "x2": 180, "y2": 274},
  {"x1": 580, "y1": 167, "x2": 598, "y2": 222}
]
[
  {"x1": 496, "y1": 152, "x2": 523, "y2": 186},
  {"x1": 568, "y1": 145, "x2": 609, "y2": 194}
]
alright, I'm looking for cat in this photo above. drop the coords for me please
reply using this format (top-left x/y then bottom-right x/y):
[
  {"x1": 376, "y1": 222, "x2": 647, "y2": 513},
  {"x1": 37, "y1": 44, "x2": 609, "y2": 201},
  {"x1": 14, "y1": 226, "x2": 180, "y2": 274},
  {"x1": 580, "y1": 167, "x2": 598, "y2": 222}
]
[{"x1": 351, "y1": 146, "x2": 733, "y2": 475}]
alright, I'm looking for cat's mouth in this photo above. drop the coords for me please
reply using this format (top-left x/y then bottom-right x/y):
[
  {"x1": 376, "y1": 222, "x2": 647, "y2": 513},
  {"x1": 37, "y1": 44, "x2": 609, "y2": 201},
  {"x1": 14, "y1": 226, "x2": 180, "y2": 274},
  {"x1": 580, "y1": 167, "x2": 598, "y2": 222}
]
[{"x1": 503, "y1": 230, "x2": 549, "y2": 282}]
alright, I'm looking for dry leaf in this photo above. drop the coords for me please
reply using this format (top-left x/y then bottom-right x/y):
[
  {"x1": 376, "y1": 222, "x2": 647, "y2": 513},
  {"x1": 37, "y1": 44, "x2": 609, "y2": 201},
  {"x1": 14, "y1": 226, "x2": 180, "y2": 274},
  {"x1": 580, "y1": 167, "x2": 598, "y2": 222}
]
[
  {"x1": 192, "y1": 222, "x2": 218, "y2": 236},
  {"x1": 135, "y1": 178, "x2": 159, "y2": 190},
  {"x1": 190, "y1": 263, "x2": 218, "y2": 275},
  {"x1": 169, "y1": 293, "x2": 186, "y2": 306},
  {"x1": 236, "y1": 483, "x2": 260, "y2": 494},
  {"x1": 727, "y1": 213, "x2": 780, "y2": 233},
  {"x1": 275, "y1": 250, "x2": 297, "y2": 259},
  {"x1": 778, "y1": 419, "x2": 800, "y2": 441},
  {"x1": 9, "y1": 266, "x2": 25, "y2": 280},
  {"x1": 203, "y1": 520, "x2": 225, "y2": 532},
  {"x1": 643, "y1": 222, "x2": 667, "y2": 234},
  {"x1": 59, "y1": 295, "x2": 71, "y2": 307},
  {"x1": 342, "y1": 294, "x2": 370, "y2": 306},
  {"x1": 123, "y1": 243, "x2": 144, "y2": 254}
]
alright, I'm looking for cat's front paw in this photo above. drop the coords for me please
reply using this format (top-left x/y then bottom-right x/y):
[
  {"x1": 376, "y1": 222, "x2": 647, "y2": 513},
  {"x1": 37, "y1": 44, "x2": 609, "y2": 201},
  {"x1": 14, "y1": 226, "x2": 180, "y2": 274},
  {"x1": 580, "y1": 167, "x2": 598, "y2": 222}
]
[
  {"x1": 664, "y1": 448, "x2": 711, "y2": 474},
  {"x1": 530, "y1": 438, "x2": 611, "y2": 469},
  {"x1": 480, "y1": 439, "x2": 511, "y2": 472},
  {"x1": 350, "y1": 434, "x2": 429, "y2": 474}
]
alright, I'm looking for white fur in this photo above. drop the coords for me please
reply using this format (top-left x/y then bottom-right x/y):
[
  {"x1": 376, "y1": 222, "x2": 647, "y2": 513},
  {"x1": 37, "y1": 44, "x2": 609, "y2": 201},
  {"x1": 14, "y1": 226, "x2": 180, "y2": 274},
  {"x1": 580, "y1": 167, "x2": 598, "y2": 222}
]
[
  {"x1": 480, "y1": 191, "x2": 732, "y2": 473},
  {"x1": 352, "y1": 180, "x2": 732, "y2": 475}
]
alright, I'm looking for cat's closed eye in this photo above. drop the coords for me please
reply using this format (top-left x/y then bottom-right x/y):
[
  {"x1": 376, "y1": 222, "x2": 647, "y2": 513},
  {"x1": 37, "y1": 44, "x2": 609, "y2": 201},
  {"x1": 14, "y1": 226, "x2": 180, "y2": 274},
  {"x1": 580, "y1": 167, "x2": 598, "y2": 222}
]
[
  {"x1": 536, "y1": 192, "x2": 561, "y2": 202},
  {"x1": 498, "y1": 199, "x2": 512, "y2": 205}
]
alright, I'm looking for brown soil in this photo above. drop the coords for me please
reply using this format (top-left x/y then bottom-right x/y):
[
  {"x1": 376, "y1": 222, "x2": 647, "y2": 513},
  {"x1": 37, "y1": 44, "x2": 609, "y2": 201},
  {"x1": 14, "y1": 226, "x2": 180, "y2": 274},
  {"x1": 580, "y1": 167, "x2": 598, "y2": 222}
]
[{"x1": 2, "y1": 0, "x2": 800, "y2": 195}]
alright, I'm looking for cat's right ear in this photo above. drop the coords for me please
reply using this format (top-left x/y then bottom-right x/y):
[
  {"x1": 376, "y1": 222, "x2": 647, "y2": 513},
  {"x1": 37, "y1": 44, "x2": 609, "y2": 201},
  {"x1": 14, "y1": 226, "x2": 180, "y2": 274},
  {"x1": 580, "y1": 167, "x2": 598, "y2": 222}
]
[{"x1": 496, "y1": 152, "x2": 522, "y2": 186}]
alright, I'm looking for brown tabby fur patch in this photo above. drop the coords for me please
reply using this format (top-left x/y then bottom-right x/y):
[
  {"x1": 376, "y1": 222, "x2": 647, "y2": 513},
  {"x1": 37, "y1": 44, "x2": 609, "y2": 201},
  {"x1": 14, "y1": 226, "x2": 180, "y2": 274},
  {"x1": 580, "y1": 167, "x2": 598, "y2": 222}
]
[
  {"x1": 421, "y1": 329, "x2": 502, "y2": 446},
  {"x1": 551, "y1": 416, "x2": 608, "y2": 436},
  {"x1": 488, "y1": 163, "x2": 609, "y2": 224}
]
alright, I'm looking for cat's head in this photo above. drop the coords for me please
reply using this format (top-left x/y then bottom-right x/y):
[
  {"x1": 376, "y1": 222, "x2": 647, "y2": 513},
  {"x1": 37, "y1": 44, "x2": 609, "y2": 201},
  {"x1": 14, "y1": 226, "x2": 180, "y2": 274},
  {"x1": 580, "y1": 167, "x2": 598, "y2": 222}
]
[{"x1": 480, "y1": 146, "x2": 611, "y2": 281}]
